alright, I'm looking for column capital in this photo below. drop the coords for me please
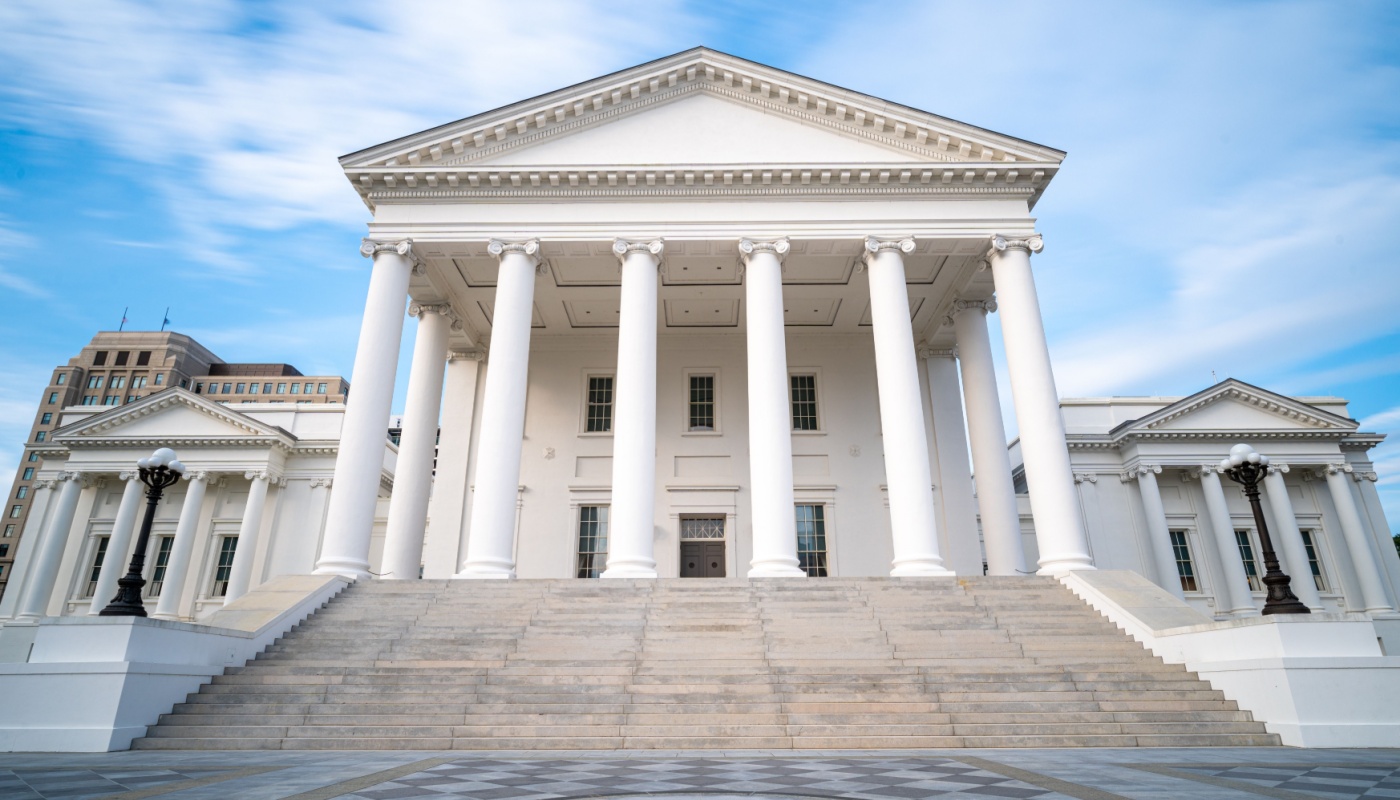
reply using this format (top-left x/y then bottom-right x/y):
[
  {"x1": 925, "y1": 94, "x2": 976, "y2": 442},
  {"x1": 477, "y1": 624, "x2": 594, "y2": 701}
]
[
  {"x1": 409, "y1": 302, "x2": 464, "y2": 332},
  {"x1": 487, "y1": 238, "x2": 542, "y2": 268},
  {"x1": 738, "y1": 237, "x2": 790, "y2": 265},
  {"x1": 987, "y1": 234, "x2": 1044, "y2": 259},
  {"x1": 612, "y1": 238, "x2": 665, "y2": 267},
  {"x1": 183, "y1": 470, "x2": 211, "y2": 483},
  {"x1": 1317, "y1": 462, "x2": 1353, "y2": 478},
  {"x1": 119, "y1": 470, "x2": 140, "y2": 482},
  {"x1": 1120, "y1": 463, "x2": 1162, "y2": 482},
  {"x1": 244, "y1": 470, "x2": 272, "y2": 483},
  {"x1": 360, "y1": 239, "x2": 425, "y2": 274},
  {"x1": 917, "y1": 345, "x2": 957, "y2": 360},
  {"x1": 1074, "y1": 472, "x2": 1098, "y2": 484},
  {"x1": 309, "y1": 477, "x2": 333, "y2": 489},
  {"x1": 36, "y1": 478, "x2": 59, "y2": 491},
  {"x1": 952, "y1": 296, "x2": 998, "y2": 316},
  {"x1": 448, "y1": 348, "x2": 485, "y2": 362},
  {"x1": 1266, "y1": 463, "x2": 1291, "y2": 476},
  {"x1": 1353, "y1": 470, "x2": 1379, "y2": 483},
  {"x1": 861, "y1": 236, "x2": 915, "y2": 268}
]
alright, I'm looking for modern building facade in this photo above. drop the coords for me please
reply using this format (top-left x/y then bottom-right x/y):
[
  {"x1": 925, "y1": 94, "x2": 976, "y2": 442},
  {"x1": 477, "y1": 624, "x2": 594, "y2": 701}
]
[{"x1": 0, "y1": 331, "x2": 347, "y2": 601}]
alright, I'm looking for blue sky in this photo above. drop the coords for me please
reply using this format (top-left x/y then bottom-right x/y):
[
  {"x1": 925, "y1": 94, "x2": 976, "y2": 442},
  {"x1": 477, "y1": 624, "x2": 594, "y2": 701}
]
[{"x1": 1, "y1": 1, "x2": 1398, "y2": 529}]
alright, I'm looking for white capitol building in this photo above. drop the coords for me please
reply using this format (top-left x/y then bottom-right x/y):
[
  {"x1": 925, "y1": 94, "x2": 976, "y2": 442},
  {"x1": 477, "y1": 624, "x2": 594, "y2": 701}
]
[{"x1": 2, "y1": 48, "x2": 1398, "y2": 752}]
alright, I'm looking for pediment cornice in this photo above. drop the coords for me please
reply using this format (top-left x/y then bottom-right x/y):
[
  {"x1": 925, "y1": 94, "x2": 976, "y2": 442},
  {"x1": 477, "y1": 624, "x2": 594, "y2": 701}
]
[
  {"x1": 340, "y1": 48, "x2": 1063, "y2": 209},
  {"x1": 1116, "y1": 380, "x2": 1356, "y2": 434},
  {"x1": 53, "y1": 388, "x2": 297, "y2": 451}
]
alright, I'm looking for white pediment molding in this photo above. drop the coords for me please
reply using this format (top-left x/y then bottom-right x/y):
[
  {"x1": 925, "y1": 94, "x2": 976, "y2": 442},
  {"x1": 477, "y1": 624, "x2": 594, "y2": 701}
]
[
  {"x1": 1112, "y1": 379, "x2": 1356, "y2": 436},
  {"x1": 53, "y1": 388, "x2": 297, "y2": 451},
  {"x1": 340, "y1": 48, "x2": 1063, "y2": 207}
]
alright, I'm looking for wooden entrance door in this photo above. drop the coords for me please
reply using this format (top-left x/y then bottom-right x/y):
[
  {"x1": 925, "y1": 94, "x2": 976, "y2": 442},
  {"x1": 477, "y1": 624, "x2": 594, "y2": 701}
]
[{"x1": 680, "y1": 541, "x2": 726, "y2": 577}]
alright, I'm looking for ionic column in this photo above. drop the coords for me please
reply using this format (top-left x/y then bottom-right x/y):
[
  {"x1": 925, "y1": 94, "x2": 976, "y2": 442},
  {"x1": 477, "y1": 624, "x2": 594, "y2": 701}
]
[
  {"x1": 950, "y1": 297, "x2": 1026, "y2": 575},
  {"x1": 986, "y1": 235, "x2": 1093, "y2": 573},
  {"x1": 152, "y1": 471, "x2": 211, "y2": 620},
  {"x1": 381, "y1": 303, "x2": 456, "y2": 580},
  {"x1": 1262, "y1": 465, "x2": 1323, "y2": 611},
  {"x1": 458, "y1": 239, "x2": 542, "y2": 579},
  {"x1": 87, "y1": 471, "x2": 144, "y2": 615},
  {"x1": 920, "y1": 346, "x2": 981, "y2": 576},
  {"x1": 1196, "y1": 466, "x2": 1258, "y2": 617},
  {"x1": 864, "y1": 236, "x2": 952, "y2": 576},
  {"x1": 739, "y1": 237, "x2": 804, "y2": 578},
  {"x1": 1125, "y1": 465, "x2": 1185, "y2": 600},
  {"x1": 603, "y1": 239, "x2": 664, "y2": 579},
  {"x1": 316, "y1": 239, "x2": 418, "y2": 579},
  {"x1": 422, "y1": 352, "x2": 482, "y2": 578},
  {"x1": 1320, "y1": 463, "x2": 1396, "y2": 614},
  {"x1": 223, "y1": 471, "x2": 272, "y2": 604},
  {"x1": 14, "y1": 473, "x2": 85, "y2": 621}
]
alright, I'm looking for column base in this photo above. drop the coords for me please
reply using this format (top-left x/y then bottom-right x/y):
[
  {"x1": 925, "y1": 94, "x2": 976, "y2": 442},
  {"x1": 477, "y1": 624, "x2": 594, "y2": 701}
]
[
  {"x1": 453, "y1": 563, "x2": 516, "y2": 580},
  {"x1": 891, "y1": 560, "x2": 956, "y2": 578},
  {"x1": 1036, "y1": 557, "x2": 1096, "y2": 575},
  {"x1": 148, "y1": 613, "x2": 184, "y2": 622},
  {"x1": 601, "y1": 563, "x2": 658, "y2": 579},
  {"x1": 748, "y1": 561, "x2": 806, "y2": 578},
  {"x1": 313, "y1": 559, "x2": 371, "y2": 581}
]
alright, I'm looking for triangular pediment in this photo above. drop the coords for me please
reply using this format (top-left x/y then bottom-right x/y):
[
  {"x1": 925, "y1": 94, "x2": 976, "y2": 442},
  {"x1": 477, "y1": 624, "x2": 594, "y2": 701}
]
[
  {"x1": 475, "y1": 93, "x2": 924, "y2": 166},
  {"x1": 339, "y1": 48, "x2": 1064, "y2": 207},
  {"x1": 54, "y1": 389, "x2": 292, "y2": 444},
  {"x1": 1116, "y1": 380, "x2": 1356, "y2": 435}
]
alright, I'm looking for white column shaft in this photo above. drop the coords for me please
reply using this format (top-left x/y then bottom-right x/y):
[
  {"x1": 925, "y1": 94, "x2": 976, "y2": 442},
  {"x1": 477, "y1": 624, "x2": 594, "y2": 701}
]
[
  {"x1": 604, "y1": 245, "x2": 662, "y2": 578},
  {"x1": 988, "y1": 240, "x2": 1093, "y2": 573},
  {"x1": 14, "y1": 476, "x2": 84, "y2": 621},
  {"x1": 1324, "y1": 468, "x2": 1395, "y2": 614},
  {"x1": 866, "y1": 243, "x2": 950, "y2": 576},
  {"x1": 382, "y1": 309, "x2": 453, "y2": 580},
  {"x1": 951, "y1": 305, "x2": 1026, "y2": 575},
  {"x1": 423, "y1": 355, "x2": 481, "y2": 578},
  {"x1": 316, "y1": 242, "x2": 415, "y2": 579},
  {"x1": 923, "y1": 352, "x2": 981, "y2": 576},
  {"x1": 223, "y1": 474, "x2": 270, "y2": 604},
  {"x1": 1262, "y1": 470, "x2": 1323, "y2": 611},
  {"x1": 458, "y1": 244, "x2": 539, "y2": 579},
  {"x1": 1199, "y1": 469, "x2": 1258, "y2": 616},
  {"x1": 153, "y1": 475, "x2": 210, "y2": 620},
  {"x1": 88, "y1": 476, "x2": 144, "y2": 614},
  {"x1": 1137, "y1": 470, "x2": 1186, "y2": 600},
  {"x1": 742, "y1": 244, "x2": 804, "y2": 577}
]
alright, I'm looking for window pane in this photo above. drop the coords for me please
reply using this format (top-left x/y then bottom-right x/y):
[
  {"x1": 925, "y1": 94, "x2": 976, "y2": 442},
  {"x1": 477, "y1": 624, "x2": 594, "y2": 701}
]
[
  {"x1": 1235, "y1": 530, "x2": 1261, "y2": 591},
  {"x1": 795, "y1": 504, "x2": 828, "y2": 576},
  {"x1": 86, "y1": 536, "x2": 110, "y2": 597},
  {"x1": 576, "y1": 506, "x2": 609, "y2": 578},
  {"x1": 1169, "y1": 529, "x2": 1198, "y2": 592},
  {"x1": 212, "y1": 536, "x2": 238, "y2": 597},
  {"x1": 688, "y1": 375, "x2": 715, "y2": 431},
  {"x1": 1300, "y1": 530, "x2": 1327, "y2": 592},
  {"x1": 586, "y1": 376, "x2": 614, "y2": 433},
  {"x1": 680, "y1": 517, "x2": 725, "y2": 540},
  {"x1": 236, "y1": 383, "x2": 246, "y2": 393},
  {"x1": 56, "y1": 373, "x2": 67, "y2": 385},
  {"x1": 148, "y1": 536, "x2": 174, "y2": 596},
  {"x1": 791, "y1": 375, "x2": 818, "y2": 430}
]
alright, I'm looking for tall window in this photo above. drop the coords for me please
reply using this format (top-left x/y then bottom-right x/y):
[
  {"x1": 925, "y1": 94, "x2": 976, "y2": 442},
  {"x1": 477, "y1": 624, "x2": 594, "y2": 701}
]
[
  {"x1": 790, "y1": 374, "x2": 818, "y2": 430},
  {"x1": 22, "y1": 468, "x2": 33, "y2": 480},
  {"x1": 1169, "y1": 529, "x2": 1198, "y2": 592},
  {"x1": 211, "y1": 537, "x2": 238, "y2": 597},
  {"x1": 148, "y1": 536, "x2": 174, "y2": 596},
  {"x1": 132, "y1": 376, "x2": 146, "y2": 388},
  {"x1": 15, "y1": 487, "x2": 27, "y2": 499},
  {"x1": 1300, "y1": 530, "x2": 1327, "y2": 591},
  {"x1": 47, "y1": 392, "x2": 58, "y2": 404},
  {"x1": 34, "y1": 431, "x2": 45, "y2": 442},
  {"x1": 87, "y1": 375, "x2": 103, "y2": 389},
  {"x1": 85, "y1": 537, "x2": 110, "y2": 597},
  {"x1": 110, "y1": 376, "x2": 126, "y2": 389},
  {"x1": 3, "y1": 525, "x2": 13, "y2": 537},
  {"x1": 154, "y1": 374, "x2": 164, "y2": 386},
  {"x1": 1235, "y1": 529, "x2": 1261, "y2": 591},
  {"x1": 689, "y1": 375, "x2": 715, "y2": 431},
  {"x1": 55, "y1": 373, "x2": 67, "y2": 385},
  {"x1": 795, "y1": 504, "x2": 828, "y2": 576},
  {"x1": 585, "y1": 376, "x2": 614, "y2": 433},
  {"x1": 40, "y1": 413, "x2": 51, "y2": 424},
  {"x1": 576, "y1": 506, "x2": 609, "y2": 578},
  {"x1": 8, "y1": 506, "x2": 21, "y2": 518}
]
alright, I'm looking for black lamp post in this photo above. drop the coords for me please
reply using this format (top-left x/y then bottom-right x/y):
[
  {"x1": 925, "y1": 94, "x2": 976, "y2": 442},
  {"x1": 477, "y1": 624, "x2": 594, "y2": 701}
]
[
  {"x1": 100, "y1": 448, "x2": 185, "y2": 617},
  {"x1": 1219, "y1": 443, "x2": 1309, "y2": 616}
]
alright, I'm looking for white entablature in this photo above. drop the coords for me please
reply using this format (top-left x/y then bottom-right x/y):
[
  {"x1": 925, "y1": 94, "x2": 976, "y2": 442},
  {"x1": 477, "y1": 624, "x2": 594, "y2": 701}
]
[{"x1": 340, "y1": 48, "x2": 1063, "y2": 209}]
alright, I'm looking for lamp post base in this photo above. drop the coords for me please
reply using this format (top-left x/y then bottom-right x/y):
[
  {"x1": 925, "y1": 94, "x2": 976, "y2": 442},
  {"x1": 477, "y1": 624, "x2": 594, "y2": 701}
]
[{"x1": 1261, "y1": 573, "x2": 1311, "y2": 616}]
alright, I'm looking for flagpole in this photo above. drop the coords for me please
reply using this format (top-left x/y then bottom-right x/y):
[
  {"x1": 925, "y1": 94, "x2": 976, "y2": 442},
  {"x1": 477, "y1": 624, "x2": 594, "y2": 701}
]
[
  {"x1": 161, "y1": 308, "x2": 170, "y2": 332},
  {"x1": 119, "y1": 307, "x2": 128, "y2": 332}
]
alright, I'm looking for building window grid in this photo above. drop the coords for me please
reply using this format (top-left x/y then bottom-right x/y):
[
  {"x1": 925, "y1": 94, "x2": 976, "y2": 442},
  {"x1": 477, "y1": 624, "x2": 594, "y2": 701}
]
[
  {"x1": 795, "y1": 504, "x2": 828, "y2": 577},
  {"x1": 211, "y1": 536, "x2": 238, "y2": 597},
  {"x1": 1168, "y1": 529, "x2": 1198, "y2": 592},
  {"x1": 585, "y1": 376, "x2": 614, "y2": 433},
  {"x1": 1299, "y1": 530, "x2": 1327, "y2": 592},
  {"x1": 148, "y1": 536, "x2": 174, "y2": 597},
  {"x1": 680, "y1": 517, "x2": 725, "y2": 540},
  {"x1": 1235, "y1": 529, "x2": 1262, "y2": 592},
  {"x1": 85, "y1": 537, "x2": 110, "y2": 598},
  {"x1": 791, "y1": 374, "x2": 819, "y2": 431},
  {"x1": 688, "y1": 375, "x2": 715, "y2": 431},
  {"x1": 576, "y1": 506, "x2": 609, "y2": 579}
]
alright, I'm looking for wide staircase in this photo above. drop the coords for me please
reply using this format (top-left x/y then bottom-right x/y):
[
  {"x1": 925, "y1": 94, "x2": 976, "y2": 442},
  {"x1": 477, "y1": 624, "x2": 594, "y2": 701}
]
[{"x1": 135, "y1": 577, "x2": 1278, "y2": 749}]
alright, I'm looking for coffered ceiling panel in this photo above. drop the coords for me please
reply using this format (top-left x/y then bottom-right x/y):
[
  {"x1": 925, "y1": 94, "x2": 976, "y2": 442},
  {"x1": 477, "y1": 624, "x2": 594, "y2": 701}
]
[
  {"x1": 858, "y1": 297, "x2": 923, "y2": 326},
  {"x1": 477, "y1": 300, "x2": 546, "y2": 328},
  {"x1": 783, "y1": 298, "x2": 841, "y2": 327},
  {"x1": 664, "y1": 298, "x2": 740, "y2": 327},
  {"x1": 563, "y1": 300, "x2": 622, "y2": 327}
]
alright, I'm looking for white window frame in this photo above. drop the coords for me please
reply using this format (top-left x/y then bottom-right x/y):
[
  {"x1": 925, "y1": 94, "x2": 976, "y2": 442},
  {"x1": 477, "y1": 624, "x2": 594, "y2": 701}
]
[
  {"x1": 788, "y1": 367, "x2": 825, "y2": 434},
  {"x1": 578, "y1": 369, "x2": 616, "y2": 437},
  {"x1": 682, "y1": 368, "x2": 722, "y2": 436}
]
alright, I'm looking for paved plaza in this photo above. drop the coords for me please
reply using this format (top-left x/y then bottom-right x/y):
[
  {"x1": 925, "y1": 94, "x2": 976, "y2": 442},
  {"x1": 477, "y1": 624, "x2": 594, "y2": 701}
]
[{"x1": 0, "y1": 749, "x2": 1397, "y2": 800}]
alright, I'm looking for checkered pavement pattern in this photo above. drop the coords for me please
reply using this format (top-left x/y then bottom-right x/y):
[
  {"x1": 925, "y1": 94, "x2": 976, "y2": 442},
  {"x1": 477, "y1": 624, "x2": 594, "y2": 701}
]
[
  {"x1": 344, "y1": 757, "x2": 1071, "y2": 800},
  {"x1": 1179, "y1": 764, "x2": 1400, "y2": 799},
  {"x1": 0, "y1": 767, "x2": 233, "y2": 799}
]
